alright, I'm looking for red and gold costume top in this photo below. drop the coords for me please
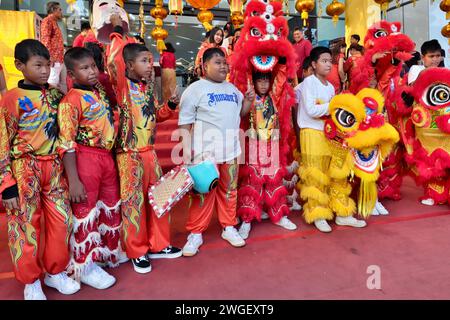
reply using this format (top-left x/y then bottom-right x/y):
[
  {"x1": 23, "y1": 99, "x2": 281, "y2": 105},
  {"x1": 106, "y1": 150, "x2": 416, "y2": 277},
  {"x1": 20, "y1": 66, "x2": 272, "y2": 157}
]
[
  {"x1": 57, "y1": 83, "x2": 116, "y2": 156},
  {"x1": 0, "y1": 81, "x2": 63, "y2": 192},
  {"x1": 107, "y1": 28, "x2": 174, "y2": 153}
]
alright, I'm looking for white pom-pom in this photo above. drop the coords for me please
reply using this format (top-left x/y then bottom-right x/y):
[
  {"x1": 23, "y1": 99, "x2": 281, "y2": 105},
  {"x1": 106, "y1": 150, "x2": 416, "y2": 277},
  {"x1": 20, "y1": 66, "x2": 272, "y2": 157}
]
[
  {"x1": 266, "y1": 5, "x2": 273, "y2": 13},
  {"x1": 266, "y1": 23, "x2": 275, "y2": 34}
]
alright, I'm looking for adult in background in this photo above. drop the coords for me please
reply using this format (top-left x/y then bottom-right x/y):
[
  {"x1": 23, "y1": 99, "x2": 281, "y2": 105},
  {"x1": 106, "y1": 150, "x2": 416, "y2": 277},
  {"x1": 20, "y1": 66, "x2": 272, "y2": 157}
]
[
  {"x1": 41, "y1": 1, "x2": 67, "y2": 93},
  {"x1": 292, "y1": 27, "x2": 312, "y2": 83},
  {"x1": 194, "y1": 27, "x2": 227, "y2": 77},
  {"x1": 160, "y1": 42, "x2": 177, "y2": 103}
]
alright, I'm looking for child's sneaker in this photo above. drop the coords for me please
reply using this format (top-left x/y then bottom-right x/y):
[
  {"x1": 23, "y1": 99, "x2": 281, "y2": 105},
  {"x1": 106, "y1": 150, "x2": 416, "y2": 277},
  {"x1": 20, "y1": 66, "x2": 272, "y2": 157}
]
[
  {"x1": 44, "y1": 271, "x2": 80, "y2": 295},
  {"x1": 314, "y1": 219, "x2": 332, "y2": 233},
  {"x1": 260, "y1": 211, "x2": 270, "y2": 220},
  {"x1": 421, "y1": 198, "x2": 435, "y2": 206},
  {"x1": 221, "y1": 226, "x2": 246, "y2": 247},
  {"x1": 375, "y1": 200, "x2": 389, "y2": 215},
  {"x1": 182, "y1": 233, "x2": 203, "y2": 257},
  {"x1": 275, "y1": 216, "x2": 298, "y2": 230},
  {"x1": 148, "y1": 246, "x2": 182, "y2": 259},
  {"x1": 117, "y1": 248, "x2": 129, "y2": 264},
  {"x1": 81, "y1": 262, "x2": 116, "y2": 289},
  {"x1": 238, "y1": 222, "x2": 251, "y2": 240},
  {"x1": 131, "y1": 255, "x2": 152, "y2": 274},
  {"x1": 24, "y1": 279, "x2": 47, "y2": 300},
  {"x1": 335, "y1": 216, "x2": 367, "y2": 228}
]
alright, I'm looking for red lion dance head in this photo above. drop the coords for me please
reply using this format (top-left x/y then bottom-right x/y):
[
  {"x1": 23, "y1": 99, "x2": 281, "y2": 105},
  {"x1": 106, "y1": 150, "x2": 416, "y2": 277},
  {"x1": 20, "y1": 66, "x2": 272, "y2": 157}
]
[
  {"x1": 350, "y1": 20, "x2": 415, "y2": 94},
  {"x1": 230, "y1": 0, "x2": 297, "y2": 93}
]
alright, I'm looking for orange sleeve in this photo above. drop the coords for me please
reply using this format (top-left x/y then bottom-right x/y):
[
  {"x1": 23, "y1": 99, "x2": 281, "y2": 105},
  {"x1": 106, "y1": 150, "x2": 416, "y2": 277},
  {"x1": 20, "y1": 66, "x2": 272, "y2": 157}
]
[
  {"x1": 57, "y1": 93, "x2": 81, "y2": 157},
  {"x1": 377, "y1": 64, "x2": 398, "y2": 97},
  {"x1": 0, "y1": 99, "x2": 17, "y2": 193},
  {"x1": 40, "y1": 19, "x2": 53, "y2": 62},
  {"x1": 271, "y1": 64, "x2": 287, "y2": 103}
]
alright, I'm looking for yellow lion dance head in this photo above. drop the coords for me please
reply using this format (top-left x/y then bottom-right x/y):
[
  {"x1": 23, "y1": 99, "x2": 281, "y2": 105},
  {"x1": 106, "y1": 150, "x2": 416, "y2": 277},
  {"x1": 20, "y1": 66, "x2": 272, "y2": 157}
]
[{"x1": 324, "y1": 88, "x2": 400, "y2": 217}]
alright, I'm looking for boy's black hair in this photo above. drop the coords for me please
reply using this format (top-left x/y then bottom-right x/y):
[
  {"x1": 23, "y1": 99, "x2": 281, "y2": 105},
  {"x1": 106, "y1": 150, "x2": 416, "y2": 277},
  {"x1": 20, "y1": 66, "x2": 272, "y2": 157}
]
[
  {"x1": 309, "y1": 46, "x2": 332, "y2": 62},
  {"x1": 46, "y1": 1, "x2": 60, "y2": 14},
  {"x1": 123, "y1": 43, "x2": 150, "y2": 63},
  {"x1": 349, "y1": 43, "x2": 364, "y2": 54},
  {"x1": 64, "y1": 47, "x2": 94, "y2": 71},
  {"x1": 421, "y1": 39, "x2": 442, "y2": 55},
  {"x1": 351, "y1": 34, "x2": 360, "y2": 42},
  {"x1": 202, "y1": 47, "x2": 225, "y2": 64},
  {"x1": 293, "y1": 27, "x2": 303, "y2": 33},
  {"x1": 164, "y1": 42, "x2": 176, "y2": 53},
  {"x1": 133, "y1": 35, "x2": 146, "y2": 46},
  {"x1": 252, "y1": 71, "x2": 271, "y2": 82},
  {"x1": 208, "y1": 27, "x2": 224, "y2": 46},
  {"x1": 14, "y1": 39, "x2": 50, "y2": 64},
  {"x1": 81, "y1": 21, "x2": 91, "y2": 31},
  {"x1": 84, "y1": 42, "x2": 104, "y2": 72},
  {"x1": 302, "y1": 57, "x2": 312, "y2": 71}
]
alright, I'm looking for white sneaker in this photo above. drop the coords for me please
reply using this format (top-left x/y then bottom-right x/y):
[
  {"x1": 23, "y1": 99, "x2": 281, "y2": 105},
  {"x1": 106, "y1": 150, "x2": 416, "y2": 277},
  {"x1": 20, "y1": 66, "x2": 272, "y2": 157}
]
[
  {"x1": 80, "y1": 262, "x2": 116, "y2": 290},
  {"x1": 261, "y1": 211, "x2": 270, "y2": 220},
  {"x1": 371, "y1": 205, "x2": 380, "y2": 216},
  {"x1": 314, "y1": 219, "x2": 332, "y2": 233},
  {"x1": 117, "y1": 248, "x2": 129, "y2": 264},
  {"x1": 275, "y1": 216, "x2": 298, "y2": 231},
  {"x1": 44, "y1": 272, "x2": 80, "y2": 295},
  {"x1": 221, "y1": 226, "x2": 246, "y2": 247},
  {"x1": 24, "y1": 279, "x2": 47, "y2": 300},
  {"x1": 375, "y1": 200, "x2": 389, "y2": 215},
  {"x1": 238, "y1": 222, "x2": 251, "y2": 240},
  {"x1": 421, "y1": 198, "x2": 435, "y2": 206},
  {"x1": 335, "y1": 216, "x2": 367, "y2": 228},
  {"x1": 182, "y1": 233, "x2": 203, "y2": 257},
  {"x1": 290, "y1": 201, "x2": 302, "y2": 211}
]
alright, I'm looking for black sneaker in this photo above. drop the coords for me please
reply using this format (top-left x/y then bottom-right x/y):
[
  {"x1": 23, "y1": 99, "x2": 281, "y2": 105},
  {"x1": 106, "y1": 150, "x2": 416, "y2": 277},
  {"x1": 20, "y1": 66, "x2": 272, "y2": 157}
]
[
  {"x1": 148, "y1": 246, "x2": 182, "y2": 259},
  {"x1": 131, "y1": 255, "x2": 152, "y2": 274}
]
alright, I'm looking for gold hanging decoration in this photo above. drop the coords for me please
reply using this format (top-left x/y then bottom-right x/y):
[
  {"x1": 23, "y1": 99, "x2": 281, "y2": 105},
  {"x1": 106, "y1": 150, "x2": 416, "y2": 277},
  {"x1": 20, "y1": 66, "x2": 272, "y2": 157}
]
[
  {"x1": 228, "y1": 0, "x2": 245, "y2": 28},
  {"x1": 169, "y1": 0, "x2": 184, "y2": 29},
  {"x1": 442, "y1": 22, "x2": 450, "y2": 44},
  {"x1": 374, "y1": 0, "x2": 393, "y2": 15},
  {"x1": 440, "y1": 0, "x2": 450, "y2": 19},
  {"x1": 295, "y1": 0, "x2": 315, "y2": 27},
  {"x1": 151, "y1": 0, "x2": 169, "y2": 53},
  {"x1": 395, "y1": 0, "x2": 401, "y2": 8},
  {"x1": 318, "y1": 0, "x2": 323, "y2": 17},
  {"x1": 186, "y1": 0, "x2": 221, "y2": 31},
  {"x1": 326, "y1": 0, "x2": 345, "y2": 26},
  {"x1": 139, "y1": 0, "x2": 145, "y2": 39}
]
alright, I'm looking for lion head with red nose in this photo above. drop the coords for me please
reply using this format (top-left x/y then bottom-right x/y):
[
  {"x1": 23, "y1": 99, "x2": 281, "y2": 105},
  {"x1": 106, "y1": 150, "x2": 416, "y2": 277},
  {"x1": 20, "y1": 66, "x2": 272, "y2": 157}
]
[
  {"x1": 230, "y1": 0, "x2": 297, "y2": 94},
  {"x1": 349, "y1": 20, "x2": 415, "y2": 94}
]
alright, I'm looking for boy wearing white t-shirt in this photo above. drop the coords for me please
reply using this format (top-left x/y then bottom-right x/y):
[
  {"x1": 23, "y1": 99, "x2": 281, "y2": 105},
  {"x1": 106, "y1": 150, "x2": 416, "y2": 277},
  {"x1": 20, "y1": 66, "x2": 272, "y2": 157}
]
[
  {"x1": 178, "y1": 48, "x2": 255, "y2": 256},
  {"x1": 295, "y1": 46, "x2": 366, "y2": 233}
]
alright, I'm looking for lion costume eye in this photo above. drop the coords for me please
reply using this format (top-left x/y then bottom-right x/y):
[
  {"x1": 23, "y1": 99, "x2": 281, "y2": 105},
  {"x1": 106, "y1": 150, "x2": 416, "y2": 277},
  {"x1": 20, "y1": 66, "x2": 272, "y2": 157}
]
[
  {"x1": 335, "y1": 109, "x2": 356, "y2": 128},
  {"x1": 425, "y1": 84, "x2": 450, "y2": 107},
  {"x1": 251, "y1": 28, "x2": 262, "y2": 37},
  {"x1": 374, "y1": 29, "x2": 388, "y2": 38}
]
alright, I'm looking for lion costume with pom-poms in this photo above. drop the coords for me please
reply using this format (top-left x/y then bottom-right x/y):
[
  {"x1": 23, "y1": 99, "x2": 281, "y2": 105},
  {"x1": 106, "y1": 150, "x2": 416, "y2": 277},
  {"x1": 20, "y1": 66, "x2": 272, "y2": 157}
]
[
  {"x1": 348, "y1": 20, "x2": 415, "y2": 202},
  {"x1": 398, "y1": 67, "x2": 450, "y2": 205},
  {"x1": 230, "y1": 0, "x2": 298, "y2": 223},
  {"x1": 323, "y1": 88, "x2": 400, "y2": 218}
]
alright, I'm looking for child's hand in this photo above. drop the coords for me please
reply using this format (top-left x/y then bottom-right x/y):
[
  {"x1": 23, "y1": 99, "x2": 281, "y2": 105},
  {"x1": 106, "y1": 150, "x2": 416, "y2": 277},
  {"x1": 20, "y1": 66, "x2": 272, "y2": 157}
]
[
  {"x1": 244, "y1": 82, "x2": 255, "y2": 103},
  {"x1": 69, "y1": 179, "x2": 87, "y2": 203},
  {"x1": 2, "y1": 197, "x2": 20, "y2": 211}
]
